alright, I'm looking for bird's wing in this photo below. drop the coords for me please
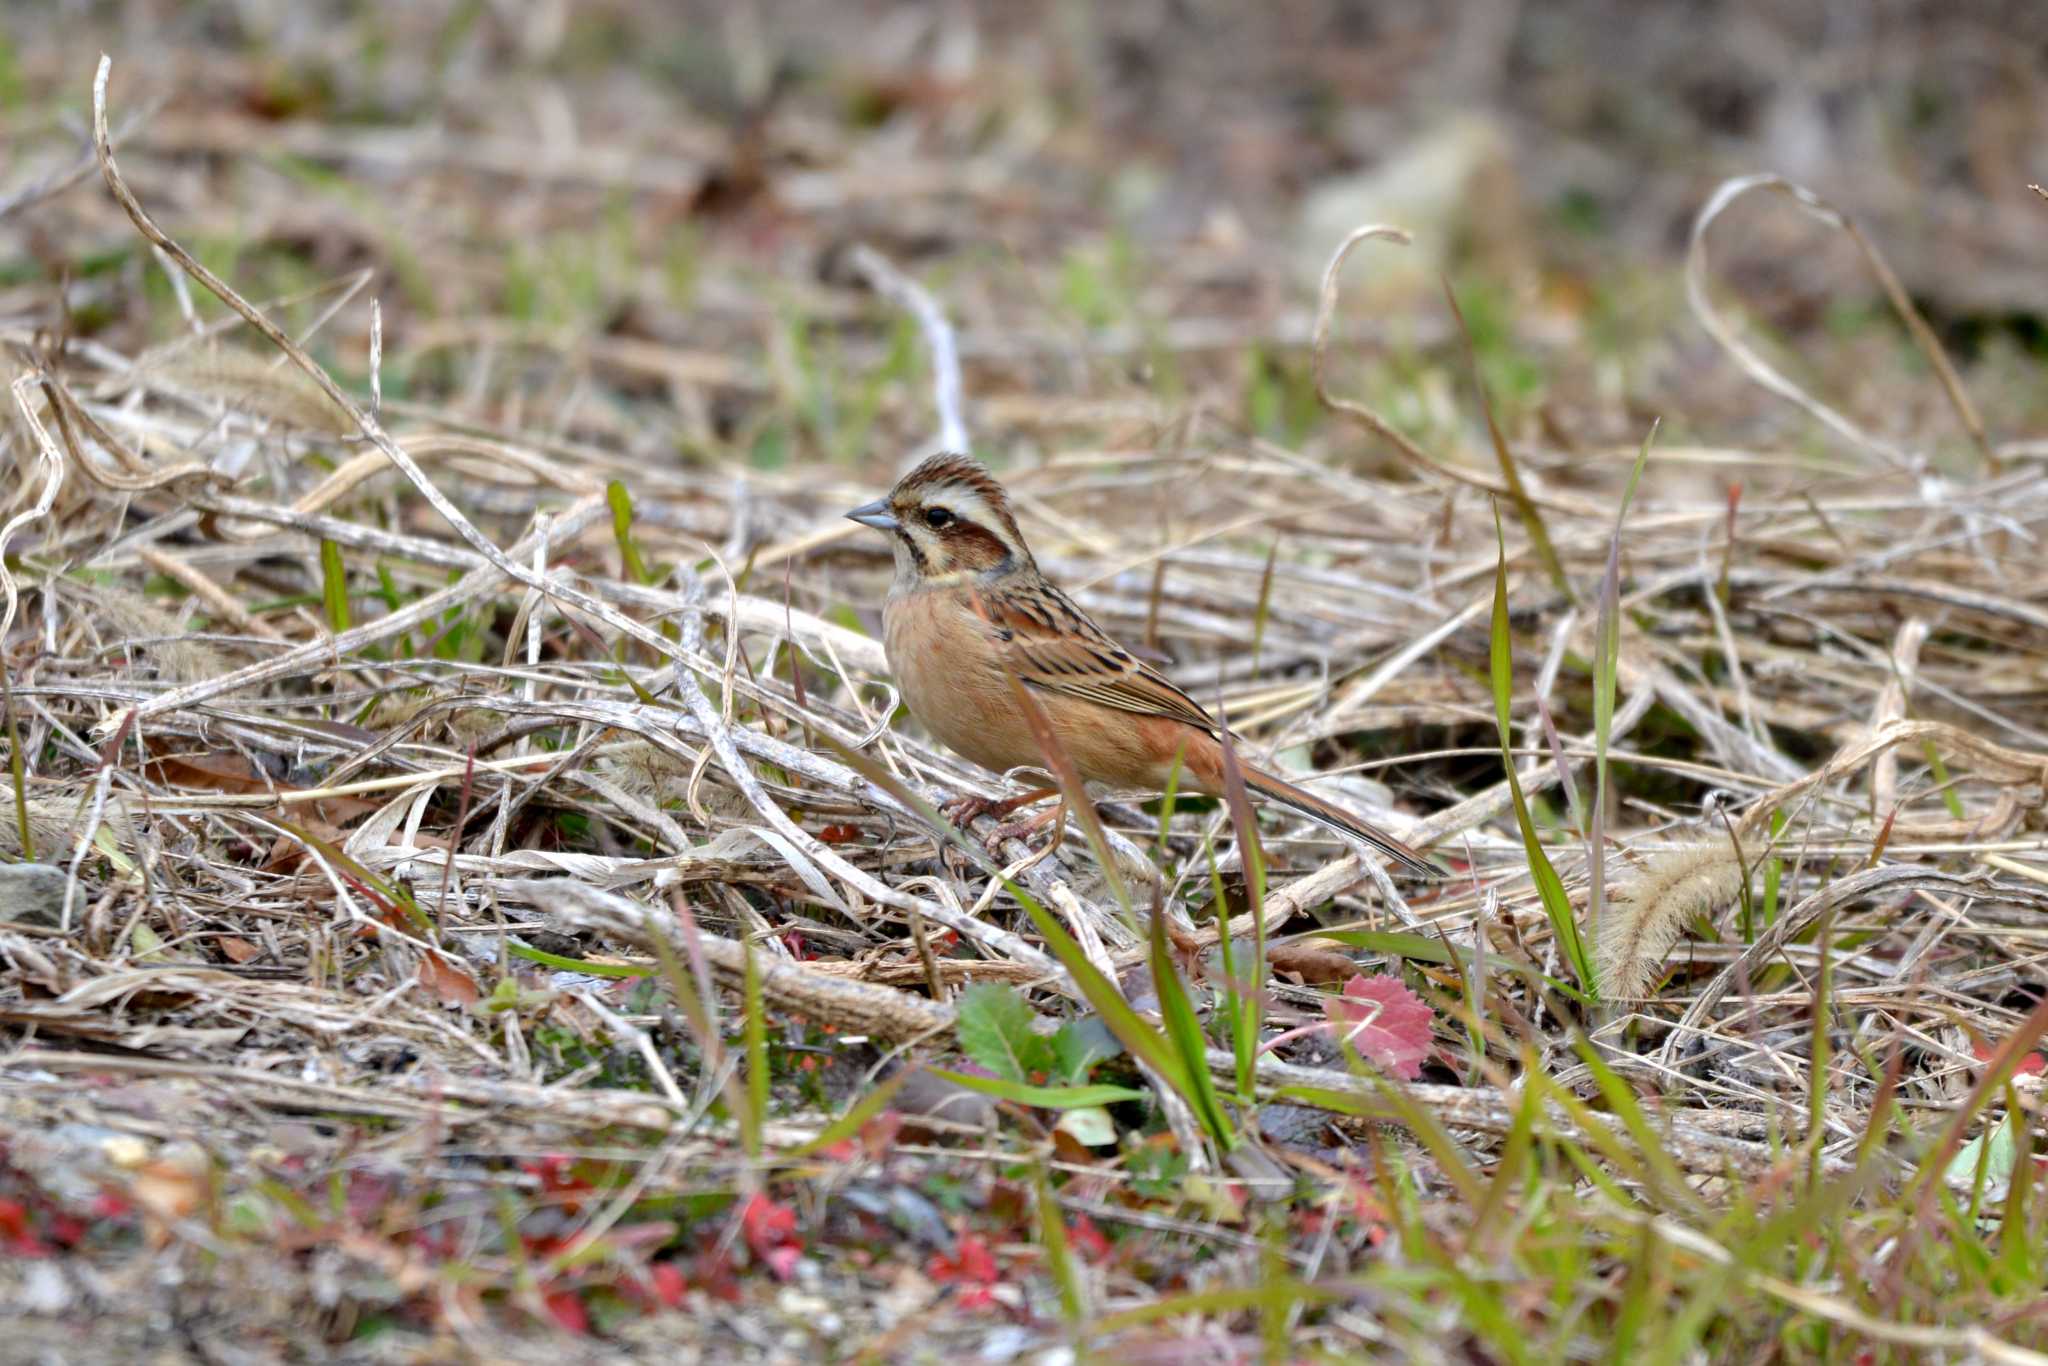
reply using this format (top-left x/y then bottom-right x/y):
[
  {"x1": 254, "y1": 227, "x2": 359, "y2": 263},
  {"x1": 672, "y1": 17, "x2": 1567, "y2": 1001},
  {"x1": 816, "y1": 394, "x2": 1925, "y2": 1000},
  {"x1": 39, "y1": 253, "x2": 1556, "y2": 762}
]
[{"x1": 973, "y1": 581, "x2": 1221, "y2": 734}]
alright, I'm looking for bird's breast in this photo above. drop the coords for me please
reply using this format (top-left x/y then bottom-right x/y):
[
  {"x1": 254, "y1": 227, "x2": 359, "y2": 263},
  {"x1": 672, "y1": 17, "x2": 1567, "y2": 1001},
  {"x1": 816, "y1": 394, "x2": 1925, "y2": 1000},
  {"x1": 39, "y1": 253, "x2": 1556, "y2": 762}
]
[{"x1": 883, "y1": 587, "x2": 1042, "y2": 774}]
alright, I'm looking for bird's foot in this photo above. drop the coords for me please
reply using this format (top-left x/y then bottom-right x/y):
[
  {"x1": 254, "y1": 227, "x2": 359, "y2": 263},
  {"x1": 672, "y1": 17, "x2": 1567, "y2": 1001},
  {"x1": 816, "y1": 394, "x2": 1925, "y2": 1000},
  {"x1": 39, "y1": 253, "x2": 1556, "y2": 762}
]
[
  {"x1": 990, "y1": 802, "x2": 1065, "y2": 850},
  {"x1": 940, "y1": 786, "x2": 1058, "y2": 833}
]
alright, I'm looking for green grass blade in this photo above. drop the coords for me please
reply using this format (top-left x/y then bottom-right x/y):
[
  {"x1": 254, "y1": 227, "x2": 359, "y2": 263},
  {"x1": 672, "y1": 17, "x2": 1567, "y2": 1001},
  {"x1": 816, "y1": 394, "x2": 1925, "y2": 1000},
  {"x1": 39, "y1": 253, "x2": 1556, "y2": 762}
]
[
  {"x1": 1148, "y1": 900, "x2": 1238, "y2": 1148},
  {"x1": 926, "y1": 1070, "x2": 1145, "y2": 1109},
  {"x1": 1011, "y1": 889, "x2": 1194, "y2": 1106},
  {"x1": 607, "y1": 478, "x2": 652, "y2": 585},
  {"x1": 742, "y1": 932, "x2": 767, "y2": 1159},
  {"x1": 1491, "y1": 507, "x2": 1595, "y2": 994},
  {"x1": 2, "y1": 661, "x2": 33, "y2": 860},
  {"x1": 1591, "y1": 420, "x2": 1657, "y2": 944},
  {"x1": 1250, "y1": 540, "x2": 1278, "y2": 674},
  {"x1": 319, "y1": 538, "x2": 351, "y2": 633},
  {"x1": 1211, "y1": 715, "x2": 1268, "y2": 1101},
  {"x1": 504, "y1": 943, "x2": 651, "y2": 979},
  {"x1": 1154, "y1": 746, "x2": 1185, "y2": 860},
  {"x1": 1037, "y1": 1164, "x2": 1086, "y2": 1324}
]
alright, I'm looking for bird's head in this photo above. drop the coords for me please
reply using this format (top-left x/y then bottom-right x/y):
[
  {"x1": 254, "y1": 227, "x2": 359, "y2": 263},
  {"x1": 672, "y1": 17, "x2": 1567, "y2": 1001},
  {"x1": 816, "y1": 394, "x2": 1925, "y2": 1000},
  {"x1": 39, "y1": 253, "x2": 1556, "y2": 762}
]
[{"x1": 845, "y1": 453, "x2": 1031, "y2": 584}]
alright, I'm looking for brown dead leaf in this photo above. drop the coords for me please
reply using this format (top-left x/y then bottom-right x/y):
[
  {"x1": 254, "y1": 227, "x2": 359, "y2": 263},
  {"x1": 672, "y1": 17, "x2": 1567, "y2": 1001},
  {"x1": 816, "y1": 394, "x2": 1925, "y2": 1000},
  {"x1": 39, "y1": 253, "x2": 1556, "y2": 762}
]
[
  {"x1": 1266, "y1": 943, "x2": 1359, "y2": 985},
  {"x1": 121, "y1": 1141, "x2": 210, "y2": 1248},
  {"x1": 308, "y1": 795, "x2": 385, "y2": 827},
  {"x1": 418, "y1": 950, "x2": 481, "y2": 1007},
  {"x1": 262, "y1": 819, "x2": 348, "y2": 874},
  {"x1": 144, "y1": 747, "x2": 275, "y2": 794},
  {"x1": 217, "y1": 935, "x2": 261, "y2": 964}
]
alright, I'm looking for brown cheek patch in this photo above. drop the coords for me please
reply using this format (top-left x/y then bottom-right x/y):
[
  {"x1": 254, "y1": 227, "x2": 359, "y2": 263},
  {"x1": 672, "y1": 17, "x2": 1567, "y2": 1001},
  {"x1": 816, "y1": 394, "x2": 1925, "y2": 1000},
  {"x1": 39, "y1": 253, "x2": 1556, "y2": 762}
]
[{"x1": 941, "y1": 525, "x2": 1014, "y2": 571}]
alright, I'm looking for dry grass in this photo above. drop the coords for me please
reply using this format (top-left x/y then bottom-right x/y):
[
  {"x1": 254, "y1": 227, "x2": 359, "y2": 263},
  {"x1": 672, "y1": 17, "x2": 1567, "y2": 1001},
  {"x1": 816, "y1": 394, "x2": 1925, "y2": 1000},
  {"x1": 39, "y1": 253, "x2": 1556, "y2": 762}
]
[{"x1": 3, "y1": 7, "x2": 2048, "y2": 1361}]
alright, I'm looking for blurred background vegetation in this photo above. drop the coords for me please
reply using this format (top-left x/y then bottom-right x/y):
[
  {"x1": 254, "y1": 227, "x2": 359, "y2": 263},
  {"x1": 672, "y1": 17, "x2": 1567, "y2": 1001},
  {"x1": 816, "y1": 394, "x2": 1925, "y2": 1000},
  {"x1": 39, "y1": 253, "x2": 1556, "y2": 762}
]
[{"x1": 6, "y1": 0, "x2": 2047, "y2": 480}]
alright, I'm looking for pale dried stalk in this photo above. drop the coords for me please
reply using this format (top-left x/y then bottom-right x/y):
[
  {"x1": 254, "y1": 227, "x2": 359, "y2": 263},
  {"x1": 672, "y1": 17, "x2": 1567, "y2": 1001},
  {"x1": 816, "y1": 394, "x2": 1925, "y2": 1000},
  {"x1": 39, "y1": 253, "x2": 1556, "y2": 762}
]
[
  {"x1": 1658, "y1": 864, "x2": 2015, "y2": 1068},
  {"x1": 1686, "y1": 173, "x2": 1994, "y2": 475},
  {"x1": 532, "y1": 879, "x2": 955, "y2": 1042},
  {"x1": 846, "y1": 243, "x2": 968, "y2": 458}
]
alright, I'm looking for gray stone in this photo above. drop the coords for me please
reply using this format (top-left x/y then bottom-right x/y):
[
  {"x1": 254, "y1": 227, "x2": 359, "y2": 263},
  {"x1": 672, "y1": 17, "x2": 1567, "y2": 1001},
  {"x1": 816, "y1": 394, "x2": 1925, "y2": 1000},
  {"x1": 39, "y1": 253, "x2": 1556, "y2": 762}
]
[{"x1": 0, "y1": 862, "x2": 75, "y2": 928}]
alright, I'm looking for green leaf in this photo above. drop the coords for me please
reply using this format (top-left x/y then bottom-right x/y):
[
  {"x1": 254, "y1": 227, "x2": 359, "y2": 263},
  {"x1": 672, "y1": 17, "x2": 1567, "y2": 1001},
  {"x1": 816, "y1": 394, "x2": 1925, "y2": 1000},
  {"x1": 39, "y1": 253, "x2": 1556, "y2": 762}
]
[
  {"x1": 1053, "y1": 1106, "x2": 1118, "y2": 1147},
  {"x1": 319, "y1": 538, "x2": 351, "y2": 633},
  {"x1": 1052, "y1": 1015, "x2": 1120, "y2": 1084},
  {"x1": 806, "y1": 727, "x2": 1211, "y2": 1137},
  {"x1": 1005, "y1": 892, "x2": 1194, "y2": 1097},
  {"x1": 927, "y1": 1069, "x2": 1145, "y2": 1110},
  {"x1": 129, "y1": 921, "x2": 169, "y2": 962},
  {"x1": 956, "y1": 982, "x2": 1054, "y2": 1083}
]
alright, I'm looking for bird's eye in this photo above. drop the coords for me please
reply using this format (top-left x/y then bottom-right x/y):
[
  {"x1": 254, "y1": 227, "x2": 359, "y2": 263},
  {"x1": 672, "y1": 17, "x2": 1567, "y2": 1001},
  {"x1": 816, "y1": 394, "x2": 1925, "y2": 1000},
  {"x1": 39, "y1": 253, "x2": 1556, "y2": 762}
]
[{"x1": 924, "y1": 507, "x2": 956, "y2": 529}]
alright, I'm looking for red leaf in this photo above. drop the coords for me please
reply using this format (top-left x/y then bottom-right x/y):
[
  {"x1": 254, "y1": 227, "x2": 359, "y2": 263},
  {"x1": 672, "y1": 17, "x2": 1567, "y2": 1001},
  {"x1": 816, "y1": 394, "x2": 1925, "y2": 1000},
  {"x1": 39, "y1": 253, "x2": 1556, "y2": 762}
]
[
  {"x1": 694, "y1": 1248, "x2": 742, "y2": 1303},
  {"x1": 928, "y1": 1231, "x2": 998, "y2": 1287},
  {"x1": 1067, "y1": 1214, "x2": 1110, "y2": 1262},
  {"x1": 648, "y1": 1262, "x2": 686, "y2": 1308},
  {"x1": 542, "y1": 1288, "x2": 588, "y2": 1335},
  {"x1": 740, "y1": 1193, "x2": 796, "y2": 1251},
  {"x1": 739, "y1": 1192, "x2": 803, "y2": 1279},
  {"x1": 521, "y1": 1154, "x2": 595, "y2": 1217},
  {"x1": 524, "y1": 1154, "x2": 592, "y2": 1195},
  {"x1": 1324, "y1": 975, "x2": 1434, "y2": 1080},
  {"x1": 1969, "y1": 1037, "x2": 2046, "y2": 1076},
  {"x1": 927, "y1": 1233, "x2": 1002, "y2": 1310}
]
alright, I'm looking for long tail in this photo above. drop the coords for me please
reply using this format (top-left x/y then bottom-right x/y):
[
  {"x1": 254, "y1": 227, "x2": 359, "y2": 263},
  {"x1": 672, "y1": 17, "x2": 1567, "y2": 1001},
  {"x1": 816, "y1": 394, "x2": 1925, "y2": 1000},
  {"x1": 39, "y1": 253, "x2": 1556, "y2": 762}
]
[{"x1": 1240, "y1": 765, "x2": 1441, "y2": 878}]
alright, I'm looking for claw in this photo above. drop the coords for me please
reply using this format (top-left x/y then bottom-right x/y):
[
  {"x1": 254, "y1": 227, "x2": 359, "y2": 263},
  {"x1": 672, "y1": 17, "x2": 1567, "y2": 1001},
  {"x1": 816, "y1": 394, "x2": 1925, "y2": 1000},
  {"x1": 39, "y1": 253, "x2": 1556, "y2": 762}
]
[
  {"x1": 940, "y1": 786, "x2": 1058, "y2": 832},
  {"x1": 990, "y1": 803, "x2": 1065, "y2": 849}
]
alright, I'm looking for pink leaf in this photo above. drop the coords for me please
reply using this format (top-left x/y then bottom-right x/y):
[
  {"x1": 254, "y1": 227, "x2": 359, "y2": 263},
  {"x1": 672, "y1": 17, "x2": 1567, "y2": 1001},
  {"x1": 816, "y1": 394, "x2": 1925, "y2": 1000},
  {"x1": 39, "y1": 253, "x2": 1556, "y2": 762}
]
[{"x1": 1324, "y1": 975, "x2": 1434, "y2": 1080}]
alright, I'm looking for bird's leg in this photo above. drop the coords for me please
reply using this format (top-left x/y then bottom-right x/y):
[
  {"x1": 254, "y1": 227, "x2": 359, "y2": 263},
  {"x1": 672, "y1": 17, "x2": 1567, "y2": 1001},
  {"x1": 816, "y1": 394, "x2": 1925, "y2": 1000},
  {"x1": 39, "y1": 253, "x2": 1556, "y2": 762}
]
[
  {"x1": 991, "y1": 797, "x2": 1067, "y2": 852},
  {"x1": 941, "y1": 785, "x2": 1058, "y2": 831}
]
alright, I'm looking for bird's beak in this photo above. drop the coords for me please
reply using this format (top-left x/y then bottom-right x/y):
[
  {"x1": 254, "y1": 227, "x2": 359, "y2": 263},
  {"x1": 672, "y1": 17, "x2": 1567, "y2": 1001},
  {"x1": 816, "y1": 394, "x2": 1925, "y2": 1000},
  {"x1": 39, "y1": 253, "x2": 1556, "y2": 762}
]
[{"x1": 845, "y1": 498, "x2": 898, "y2": 532}]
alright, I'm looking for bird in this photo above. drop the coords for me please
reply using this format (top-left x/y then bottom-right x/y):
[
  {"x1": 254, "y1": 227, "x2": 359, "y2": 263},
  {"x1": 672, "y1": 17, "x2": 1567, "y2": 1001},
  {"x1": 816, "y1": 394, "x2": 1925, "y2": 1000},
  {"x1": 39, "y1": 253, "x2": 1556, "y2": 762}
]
[{"x1": 845, "y1": 453, "x2": 1439, "y2": 877}]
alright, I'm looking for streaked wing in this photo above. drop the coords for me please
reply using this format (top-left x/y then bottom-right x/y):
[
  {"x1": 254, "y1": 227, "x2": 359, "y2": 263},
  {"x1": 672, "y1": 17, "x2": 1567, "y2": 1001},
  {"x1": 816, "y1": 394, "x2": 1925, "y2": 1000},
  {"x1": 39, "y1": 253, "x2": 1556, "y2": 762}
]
[{"x1": 975, "y1": 581, "x2": 1220, "y2": 734}]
